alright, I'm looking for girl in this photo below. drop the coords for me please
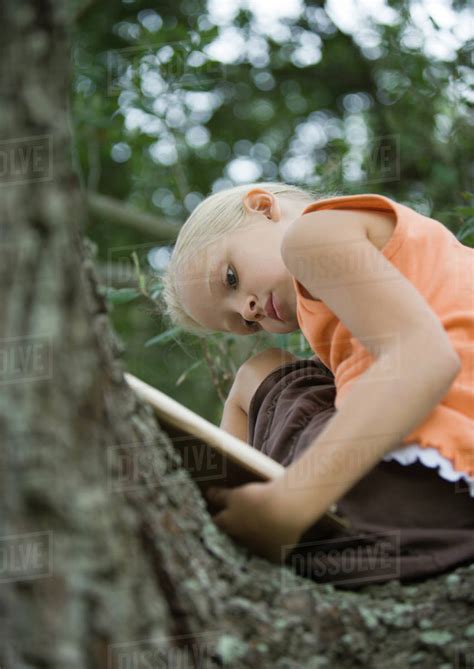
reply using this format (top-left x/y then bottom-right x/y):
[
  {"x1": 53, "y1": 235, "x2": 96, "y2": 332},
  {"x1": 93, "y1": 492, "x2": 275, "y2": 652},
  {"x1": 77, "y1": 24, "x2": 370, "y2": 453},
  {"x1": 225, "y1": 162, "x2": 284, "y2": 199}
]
[{"x1": 161, "y1": 182, "x2": 474, "y2": 565}]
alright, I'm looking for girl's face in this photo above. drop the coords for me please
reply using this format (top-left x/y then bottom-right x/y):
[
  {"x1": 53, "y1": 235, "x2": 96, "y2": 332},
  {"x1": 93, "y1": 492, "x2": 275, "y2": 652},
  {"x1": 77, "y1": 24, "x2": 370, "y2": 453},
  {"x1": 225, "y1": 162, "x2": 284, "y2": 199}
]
[{"x1": 178, "y1": 192, "x2": 306, "y2": 335}]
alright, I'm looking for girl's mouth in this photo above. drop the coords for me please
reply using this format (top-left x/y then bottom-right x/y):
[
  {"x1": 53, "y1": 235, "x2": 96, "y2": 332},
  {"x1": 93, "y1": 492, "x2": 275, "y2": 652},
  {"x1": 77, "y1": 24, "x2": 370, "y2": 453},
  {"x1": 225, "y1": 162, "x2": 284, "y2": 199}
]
[
  {"x1": 265, "y1": 294, "x2": 283, "y2": 321},
  {"x1": 272, "y1": 294, "x2": 284, "y2": 321}
]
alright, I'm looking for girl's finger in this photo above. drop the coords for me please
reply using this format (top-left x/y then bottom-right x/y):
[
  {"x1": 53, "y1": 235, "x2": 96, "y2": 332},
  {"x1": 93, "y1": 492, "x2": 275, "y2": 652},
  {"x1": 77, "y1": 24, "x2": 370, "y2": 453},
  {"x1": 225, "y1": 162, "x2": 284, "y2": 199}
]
[
  {"x1": 212, "y1": 509, "x2": 230, "y2": 532},
  {"x1": 206, "y1": 486, "x2": 231, "y2": 507}
]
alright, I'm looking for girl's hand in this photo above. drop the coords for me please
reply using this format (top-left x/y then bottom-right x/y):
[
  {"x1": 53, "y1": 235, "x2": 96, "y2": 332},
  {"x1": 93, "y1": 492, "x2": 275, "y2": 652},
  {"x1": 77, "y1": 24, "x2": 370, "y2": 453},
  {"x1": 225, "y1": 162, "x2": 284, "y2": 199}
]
[{"x1": 205, "y1": 479, "x2": 307, "y2": 563}]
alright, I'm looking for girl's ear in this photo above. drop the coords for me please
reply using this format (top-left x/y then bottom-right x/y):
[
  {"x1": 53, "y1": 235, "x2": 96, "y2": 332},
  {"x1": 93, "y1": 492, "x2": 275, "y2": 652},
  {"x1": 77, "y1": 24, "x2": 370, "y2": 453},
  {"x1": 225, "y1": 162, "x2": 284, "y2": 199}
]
[{"x1": 242, "y1": 188, "x2": 281, "y2": 221}]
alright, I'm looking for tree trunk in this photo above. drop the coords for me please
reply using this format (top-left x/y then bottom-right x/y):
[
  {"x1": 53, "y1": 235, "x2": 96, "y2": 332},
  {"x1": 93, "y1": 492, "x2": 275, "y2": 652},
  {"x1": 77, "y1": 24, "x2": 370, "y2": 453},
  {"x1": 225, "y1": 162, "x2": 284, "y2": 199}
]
[{"x1": 1, "y1": 3, "x2": 472, "y2": 668}]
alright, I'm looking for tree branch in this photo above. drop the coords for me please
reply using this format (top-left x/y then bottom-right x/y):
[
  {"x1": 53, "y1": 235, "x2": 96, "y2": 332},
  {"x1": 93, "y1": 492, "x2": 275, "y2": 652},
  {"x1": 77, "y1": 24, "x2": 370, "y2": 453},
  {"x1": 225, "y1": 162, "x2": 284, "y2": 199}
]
[{"x1": 86, "y1": 191, "x2": 180, "y2": 241}]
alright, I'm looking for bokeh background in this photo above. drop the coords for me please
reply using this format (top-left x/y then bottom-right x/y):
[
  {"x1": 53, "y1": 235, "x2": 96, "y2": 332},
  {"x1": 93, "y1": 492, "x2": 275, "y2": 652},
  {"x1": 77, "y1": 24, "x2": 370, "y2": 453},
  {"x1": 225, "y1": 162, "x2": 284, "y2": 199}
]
[{"x1": 72, "y1": 0, "x2": 474, "y2": 424}]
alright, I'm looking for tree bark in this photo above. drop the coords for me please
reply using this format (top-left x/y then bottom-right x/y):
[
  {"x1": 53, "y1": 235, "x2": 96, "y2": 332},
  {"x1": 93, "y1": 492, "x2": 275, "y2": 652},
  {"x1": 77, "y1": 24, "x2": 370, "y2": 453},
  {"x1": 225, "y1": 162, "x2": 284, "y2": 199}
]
[{"x1": 1, "y1": 3, "x2": 473, "y2": 669}]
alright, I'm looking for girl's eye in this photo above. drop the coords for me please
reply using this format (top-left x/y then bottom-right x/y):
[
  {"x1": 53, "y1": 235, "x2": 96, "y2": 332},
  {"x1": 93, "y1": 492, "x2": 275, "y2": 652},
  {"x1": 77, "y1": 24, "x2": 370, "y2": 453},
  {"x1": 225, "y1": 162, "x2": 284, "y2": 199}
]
[
  {"x1": 225, "y1": 266, "x2": 238, "y2": 289},
  {"x1": 225, "y1": 266, "x2": 260, "y2": 332}
]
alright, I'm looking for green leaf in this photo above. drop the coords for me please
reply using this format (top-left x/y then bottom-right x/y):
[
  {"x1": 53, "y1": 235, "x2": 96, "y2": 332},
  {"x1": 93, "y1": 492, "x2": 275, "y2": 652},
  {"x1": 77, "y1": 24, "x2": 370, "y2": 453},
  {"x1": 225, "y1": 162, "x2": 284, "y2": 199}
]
[
  {"x1": 105, "y1": 287, "x2": 140, "y2": 304},
  {"x1": 176, "y1": 359, "x2": 204, "y2": 386},
  {"x1": 145, "y1": 326, "x2": 182, "y2": 347},
  {"x1": 454, "y1": 207, "x2": 474, "y2": 216},
  {"x1": 131, "y1": 251, "x2": 147, "y2": 294},
  {"x1": 456, "y1": 222, "x2": 474, "y2": 241}
]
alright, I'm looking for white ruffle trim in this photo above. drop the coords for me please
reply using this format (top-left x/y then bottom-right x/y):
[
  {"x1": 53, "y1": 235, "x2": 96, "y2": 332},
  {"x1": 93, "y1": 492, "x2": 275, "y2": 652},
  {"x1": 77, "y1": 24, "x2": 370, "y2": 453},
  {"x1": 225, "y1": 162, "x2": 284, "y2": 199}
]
[{"x1": 382, "y1": 442, "x2": 474, "y2": 497}]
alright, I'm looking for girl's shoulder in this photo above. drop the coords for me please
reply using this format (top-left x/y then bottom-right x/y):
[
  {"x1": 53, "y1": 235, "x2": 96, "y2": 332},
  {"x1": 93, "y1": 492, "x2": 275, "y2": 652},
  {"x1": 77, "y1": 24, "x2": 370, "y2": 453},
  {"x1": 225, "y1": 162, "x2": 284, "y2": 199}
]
[
  {"x1": 364, "y1": 209, "x2": 396, "y2": 253},
  {"x1": 298, "y1": 197, "x2": 398, "y2": 254}
]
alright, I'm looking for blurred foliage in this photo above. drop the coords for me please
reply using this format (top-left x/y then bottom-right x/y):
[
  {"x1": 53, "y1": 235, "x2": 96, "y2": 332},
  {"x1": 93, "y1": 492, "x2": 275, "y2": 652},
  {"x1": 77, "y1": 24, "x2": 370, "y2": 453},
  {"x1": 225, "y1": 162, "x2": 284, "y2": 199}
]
[{"x1": 71, "y1": 0, "x2": 474, "y2": 423}]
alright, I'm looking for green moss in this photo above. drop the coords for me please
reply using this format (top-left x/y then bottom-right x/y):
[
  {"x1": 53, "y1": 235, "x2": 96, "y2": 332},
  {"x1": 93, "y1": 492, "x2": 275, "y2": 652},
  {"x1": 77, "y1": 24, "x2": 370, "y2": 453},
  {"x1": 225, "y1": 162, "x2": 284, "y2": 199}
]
[
  {"x1": 310, "y1": 656, "x2": 330, "y2": 667},
  {"x1": 464, "y1": 623, "x2": 474, "y2": 638},
  {"x1": 418, "y1": 618, "x2": 433, "y2": 629},
  {"x1": 446, "y1": 573, "x2": 461, "y2": 586},
  {"x1": 403, "y1": 586, "x2": 419, "y2": 596},
  {"x1": 182, "y1": 578, "x2": 201, "y2": 591},
  {"x1": 392, "y1": 603, "x2": 415, "y2": 615},
  {"x1": 408, "y1": 651, "x2": 426, "y2": 664},
  {"x1": 379, "y1": 612, "x2": 409, "y2": 628},
  {"x1": 216, "y1": 635, "x2": 249, "y2": 664},
  {"x1": 359, "y1": 606, "x2": 378, "y2": 630},
  {"x1": 419, "y1": 630, "x2": 453, "y2": 646}
]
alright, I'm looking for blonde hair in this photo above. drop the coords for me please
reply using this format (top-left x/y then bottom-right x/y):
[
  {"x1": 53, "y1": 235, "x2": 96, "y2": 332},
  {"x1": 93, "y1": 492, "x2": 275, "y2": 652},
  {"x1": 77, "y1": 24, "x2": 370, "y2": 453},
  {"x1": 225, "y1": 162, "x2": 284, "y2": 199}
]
[{"x1": 159, "y1": 181, "x2": 322, "y2": 337}]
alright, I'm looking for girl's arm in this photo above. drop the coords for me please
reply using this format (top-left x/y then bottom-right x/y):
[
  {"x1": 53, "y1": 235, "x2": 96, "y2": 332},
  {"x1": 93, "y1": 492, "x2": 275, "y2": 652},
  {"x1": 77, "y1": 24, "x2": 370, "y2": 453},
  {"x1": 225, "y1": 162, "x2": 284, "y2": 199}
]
[
  {"x1": 278, "y1": 211, "x2": 461, "y2": 531},
  {"x1": 274, "y1": 337, "x2": 460, "y2": 531}
]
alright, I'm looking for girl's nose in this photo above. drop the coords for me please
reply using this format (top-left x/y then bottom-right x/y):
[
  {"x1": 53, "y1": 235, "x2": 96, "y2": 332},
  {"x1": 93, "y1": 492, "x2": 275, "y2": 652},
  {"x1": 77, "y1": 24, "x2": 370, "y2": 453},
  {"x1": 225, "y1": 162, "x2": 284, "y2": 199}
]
[{"x1": 243, "y1": 297, "x2": 264, "y2": 321}]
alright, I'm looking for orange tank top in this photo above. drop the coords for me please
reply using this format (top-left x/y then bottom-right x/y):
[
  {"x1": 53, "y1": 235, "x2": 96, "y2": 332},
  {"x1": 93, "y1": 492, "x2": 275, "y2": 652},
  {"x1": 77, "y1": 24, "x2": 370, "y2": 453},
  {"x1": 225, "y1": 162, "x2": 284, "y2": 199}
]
[{"x1": 292, "y1": 194, "x2": 474, "y2": 478}]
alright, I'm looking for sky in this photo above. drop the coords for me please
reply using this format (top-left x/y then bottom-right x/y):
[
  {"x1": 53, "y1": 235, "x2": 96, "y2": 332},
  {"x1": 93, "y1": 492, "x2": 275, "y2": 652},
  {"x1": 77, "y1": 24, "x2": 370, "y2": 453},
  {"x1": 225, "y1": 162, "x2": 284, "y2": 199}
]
[
  {"x1": 109, "y1": 0, "x2": 473, "y2": 226},
  {"x1": 205, "y1": 0, "x2": 473, "y2": 62}
]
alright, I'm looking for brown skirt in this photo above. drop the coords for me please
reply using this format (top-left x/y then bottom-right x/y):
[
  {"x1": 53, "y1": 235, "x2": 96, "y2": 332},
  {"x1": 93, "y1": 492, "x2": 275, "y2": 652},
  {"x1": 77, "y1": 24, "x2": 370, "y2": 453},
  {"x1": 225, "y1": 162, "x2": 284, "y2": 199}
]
[{"x1": 247, "y1": 357, "x2": 474, "y2": 588}]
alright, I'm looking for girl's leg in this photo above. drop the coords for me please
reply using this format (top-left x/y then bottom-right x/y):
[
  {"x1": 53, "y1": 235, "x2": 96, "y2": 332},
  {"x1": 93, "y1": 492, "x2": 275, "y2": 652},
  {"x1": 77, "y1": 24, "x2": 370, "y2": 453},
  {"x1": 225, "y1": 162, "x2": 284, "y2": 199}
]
[
  {"x1": 229, "y1": 348, "x2": 300, "y2": 414},
  {"x1": 220, "y1": 401, "x2": 249, "y2": 442},
  {"x1": 220, "y1": 348, "x2": 299, "y2": 441}
]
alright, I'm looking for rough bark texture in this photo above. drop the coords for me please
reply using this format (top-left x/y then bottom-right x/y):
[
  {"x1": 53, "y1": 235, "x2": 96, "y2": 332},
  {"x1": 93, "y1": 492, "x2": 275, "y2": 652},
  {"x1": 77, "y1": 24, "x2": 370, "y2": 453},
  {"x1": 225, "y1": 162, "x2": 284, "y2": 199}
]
[{"x1": 1, "y1": 3, "x2": 473, "y2": 668}]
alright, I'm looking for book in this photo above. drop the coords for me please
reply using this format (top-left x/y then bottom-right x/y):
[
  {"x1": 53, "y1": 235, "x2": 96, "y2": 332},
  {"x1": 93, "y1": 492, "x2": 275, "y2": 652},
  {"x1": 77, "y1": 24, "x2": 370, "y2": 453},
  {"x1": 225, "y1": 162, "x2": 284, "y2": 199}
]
[{"x1": 124, "y1": 372, "x2": 349, "y2": 532}]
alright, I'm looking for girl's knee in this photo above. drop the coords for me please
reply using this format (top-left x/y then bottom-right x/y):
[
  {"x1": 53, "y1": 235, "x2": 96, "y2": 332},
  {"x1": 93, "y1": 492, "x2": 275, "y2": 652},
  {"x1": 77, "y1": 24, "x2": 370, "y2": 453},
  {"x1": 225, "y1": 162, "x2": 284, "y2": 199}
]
[
  {"x1": 238, "y1": 348, "x2": 298, "y2": 381},
  {"x1": 245, "y1": 347, "x2": 298, "y2": 367},
  {"x1": 230, "y1": 348, "x2": 299, "y2": 414}
]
